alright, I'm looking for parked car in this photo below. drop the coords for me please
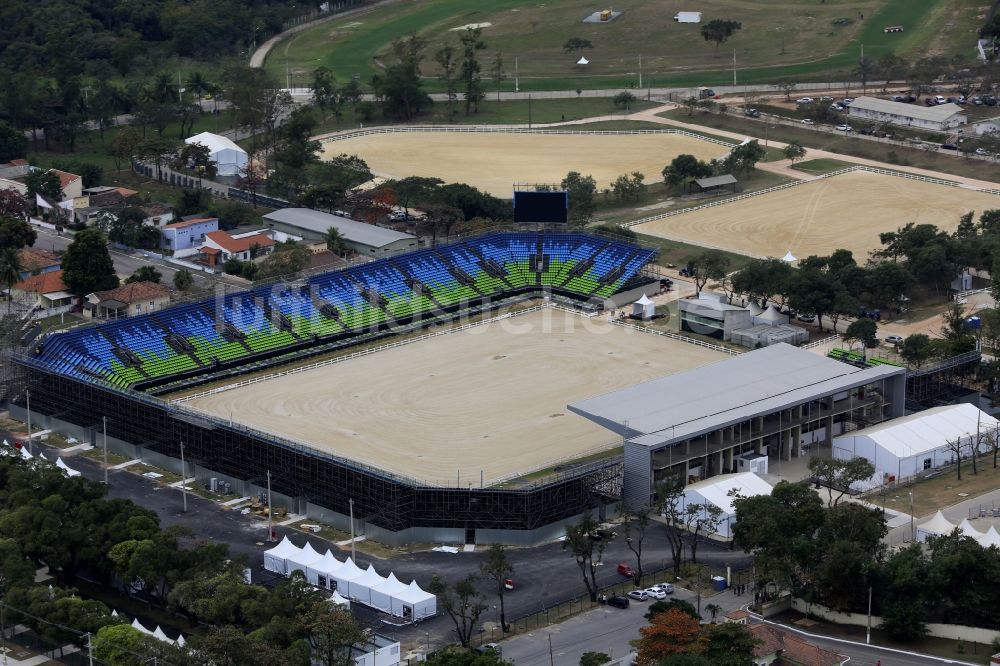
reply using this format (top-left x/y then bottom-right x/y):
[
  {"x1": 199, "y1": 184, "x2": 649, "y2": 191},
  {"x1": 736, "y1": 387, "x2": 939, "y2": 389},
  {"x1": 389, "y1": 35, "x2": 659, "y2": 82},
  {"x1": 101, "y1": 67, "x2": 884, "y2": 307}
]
[
  {"x1": 934, "y1": 95, "x2": 947, "y2": 104},
  {"x1": 973, "y1": 96, "x2": 984, "y2": 105},
  {"x1": 842, "y1": 97, "x2": 855, "y2": 104},
  {"x1": 797, "y1": 313, "x2": 816, "y2": 323},
  {"x1": 607, "y1": 595, "x2": 630, "y2": 609},
  {"x1": 885, "y1": 334, "x2": 904, "y2": 345},
  {"x1": 744, "y1": 107, "x2": 760, "y2": 118},
  {"x1": 891, "y1": 94, "x2": 906, "y2": 102},
  {"x1": 796, "y1": 97, "x2": 814, "y2": 104},
  {"x1": 835, "y1": 124, "x2": 853, "y2": 132},
  {"x1": 986, "y1": 96, "x2": 998, "y2": 106},
  {"x1": 644, "y1": 587, "x2": 667, "y2": 600},
  {"x1": 800, "y1": 118, "x2": 815, "y2": 125},
  {"x1": 941, "y1": 143, "x2": 959, "y2": 150},
  {"x1": 819, "y1": 96, "x2": 833, "y2": 102},
  {"x1": 976, "y1": 147, "x2": 991, "y2": 156},
  {"x1": 829, "y1": 104, "x2": 844, "y2": 112},
  {"x1": 476, "y1": 644, "x2": 502, "y2": 656},
  {"x1": 617, "y1": 563, "x2": 636, "y2": 577},
  {"x1": 388, "y1": 211, "x2": 408, "y2": 222},
  {"x1": 627, "y1": 590, "x2": 649, "y2": 601},
  {"x1": 651, "y1": 582, "x2": 675, "y2": 595},
  {"x1": 333, "y1": 209, "x2": 351, "y2": 217}
]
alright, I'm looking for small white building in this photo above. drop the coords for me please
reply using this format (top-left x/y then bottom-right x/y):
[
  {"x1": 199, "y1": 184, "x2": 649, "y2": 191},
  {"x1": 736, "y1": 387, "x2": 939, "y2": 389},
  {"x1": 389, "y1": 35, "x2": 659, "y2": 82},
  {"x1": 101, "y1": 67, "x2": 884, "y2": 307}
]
[
  {"x1": 679, "y1": 472, "x2": 773, "y2": 539},
  {"x1": 161, "y1": 216, "x2": 218, "y2": 251},
  {"x1": 185, "y1": 131, "x2": 248, "y2": 177},
  {"x1": 832, "y1": 403, "x2": 999, "y2": 486},
  {"x1": 678, "y1": 293, "x2": 752, "y2": 341},
  {"x1": 674, "y1": 11, "x2": 701, "y2": 23},
  {"x1": 848, "y1": 96, "x2": 967, "y2": 131}
]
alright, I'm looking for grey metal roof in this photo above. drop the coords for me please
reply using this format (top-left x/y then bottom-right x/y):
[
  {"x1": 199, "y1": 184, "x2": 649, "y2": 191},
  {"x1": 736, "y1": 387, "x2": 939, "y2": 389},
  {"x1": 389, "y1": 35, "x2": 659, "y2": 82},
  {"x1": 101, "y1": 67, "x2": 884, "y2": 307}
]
[
  {"x1": 568, "y1": 343, "x2": 904, "y2": 446},
  {"x1": 848, "y1": 96, "x2": 966, "y2": 123},
  {"x1": 694, "y1": 174, "x2": 737, "y2": 188},
  {"x1": 263, "y1": 208, "x2": 415, "y2": 249}
]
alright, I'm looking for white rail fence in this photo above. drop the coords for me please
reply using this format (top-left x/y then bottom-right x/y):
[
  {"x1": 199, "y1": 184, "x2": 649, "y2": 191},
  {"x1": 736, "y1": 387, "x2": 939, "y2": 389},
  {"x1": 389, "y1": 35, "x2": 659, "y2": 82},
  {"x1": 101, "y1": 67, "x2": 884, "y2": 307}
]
[{"x1": 801, "y1": 335, "x2": 840, "y2": 350}]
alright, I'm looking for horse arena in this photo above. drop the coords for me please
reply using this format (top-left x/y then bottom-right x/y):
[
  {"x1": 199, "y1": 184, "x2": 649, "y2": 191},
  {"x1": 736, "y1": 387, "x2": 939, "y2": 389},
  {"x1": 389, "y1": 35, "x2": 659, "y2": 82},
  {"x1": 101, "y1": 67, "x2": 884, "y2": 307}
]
[
  {"x1": 634, "y1": 170, "x2": 1000, "y2": 259},
  {"x1": 320, "y1": 129, "x2": 726, "y2": 196},
  {"x1": 182, "y1": 308, "x2": 729, "y2": 487}
]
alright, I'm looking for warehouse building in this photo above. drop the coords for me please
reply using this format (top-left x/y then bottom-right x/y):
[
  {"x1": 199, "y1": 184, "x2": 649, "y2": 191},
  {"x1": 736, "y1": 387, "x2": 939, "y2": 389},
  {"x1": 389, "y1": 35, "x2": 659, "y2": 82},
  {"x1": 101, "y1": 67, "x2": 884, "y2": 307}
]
[
  {"x1": 847, "y1": 96, "x2": 967, "y2": 131},
  {"x1": 263, "y1": 208, "x2": 418, "y2": 257}
]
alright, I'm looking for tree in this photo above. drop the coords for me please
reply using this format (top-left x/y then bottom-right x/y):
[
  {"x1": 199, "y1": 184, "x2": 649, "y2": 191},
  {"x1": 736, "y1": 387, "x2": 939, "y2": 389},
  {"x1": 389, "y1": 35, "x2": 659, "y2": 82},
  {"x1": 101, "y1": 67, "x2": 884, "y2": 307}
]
[
  {"x1": 686, "y1": 249, "x2": 730, "y2": 295},
  {"x1": 311, "y1": 66, "x2": 340, "y2": 116},
  {"x1": 324, "y1": 226, "x2": 348, "y2": 256},
  {"x1": 436, "y1": 43, "x2": 461, "y2": 120},
  {"x1": 808, "y1": 457, "x2": 876, "y2": 506},
  {"x1": 561, "y1": 171, "x2": 597, "y2": 226},
  {"x1": 776, "y1": 79, "x2": 797, "y2": 102},
  {"x1": 844, "y1": 318, "x2": 878, "y2": 352},
  {"x1": 489, "y1": 52, "x2": 506, "y2": 102},
  {"x1": 0, "y1": 188, "x2": 28, "y2": 221},
  {"x1": 900, "y1": 333, "x2": 934, "y2": 368},
  {"x1": 877, "y1": 53, "x2": 908, "y2": 92},
  {"x1": 25, "y1": 169, "x2": 64, "y2": 203},
  {"x1": 636, "y1": 608, "x2": 705, "y2": 664},
  {"x1": 620, "y1": 504, "x2": 652, "y2": 586},
  {"x1": 682, "y1": 97, "x2": 699, "y2": 116},
  {"x1": 940, "y1": 302, "x2": 976, "y2": 356},
  {"x1": 299, "y1": 601, "x2": 365, "y2": 666},
  {"x1": 613, "y1": 91, "x2": 637, "y2": 112},
  {"x1": 788, "y1": 262, "x2": 840, "y2": 332},
  {"x1": 645, "y1": 598, "x2": 699, "y2": 621},
  {"x1": 782, "y1": 141, "x2": 806, "y2": 164},
  {"x1": 0, "y1": 121, "x2": 28, "y2": 162},
  {"x1": 702, "y1": 622, "x2": 759, "y2": 665},
  {"x1": 0, "y1": 537, "x2": 34, "y2": 595},
  {"x1": 61, "y1": 228, "x2": 119, "y2": 296},
  {"x1": 428, "y1": 574, "x2": 488, "y2": 648},
  {"x1": 0, "y1": 215, "x2": 35, "y2": 251},
  {"x1": 611, "y1": 171, "x2": 645, "y2": 203},
  {"x1": 126, "y1": 266, "x2": 161, "y2": 284},
  {"x1": 459, "y1": 28, "x2": 487, "y2": 115},
  {"x1": 662, "y1": 154, "x2": 713, "y2": 192},
  {"x1": 855, "y1": 54, "x2": 875, "y2": 94},
  {"x1": 724, "y1": 140, "x2": 766, "y2": 175},
  {"x1": 563, "y1": 512, "x2": 605, "y2": 601},
  {"x1": 700, "y1": 20, "x2": 742, "y2": 51},
  {"x1": 657, "y1": 475, "x2": 689, "y2": 574},
  {"x1": 480, "y1": 544, "x2": 514, "y2": 633},
  {"x1": 173, "y1": 268, "x2": 194, "y2": 291},
  {"x1": 563, "y1": 37, "x2": 594, "y2": 52},
  {"x1": 684, "y1": 503, "x2": 724, "y2": 564},
  {"x1": 580, "y1": 652, "x2": 611, "y2": 666},
  {"x1": 731, "y1": 257, "x2": 793, "y2": 308}
]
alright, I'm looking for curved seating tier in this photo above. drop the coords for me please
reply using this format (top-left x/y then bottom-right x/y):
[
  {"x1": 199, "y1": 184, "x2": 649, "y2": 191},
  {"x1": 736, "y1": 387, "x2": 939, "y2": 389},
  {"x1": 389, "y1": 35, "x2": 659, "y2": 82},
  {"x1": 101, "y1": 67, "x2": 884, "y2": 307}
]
[{"x1": 32, "y1": 232, "x2": 656, "y2": 389}]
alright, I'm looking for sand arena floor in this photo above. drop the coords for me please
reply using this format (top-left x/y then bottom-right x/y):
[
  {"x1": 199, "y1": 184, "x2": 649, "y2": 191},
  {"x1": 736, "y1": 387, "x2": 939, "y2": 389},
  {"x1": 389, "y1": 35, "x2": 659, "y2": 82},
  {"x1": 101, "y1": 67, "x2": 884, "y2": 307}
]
[
  {"x1": 320, "y1": 130, "x2": 726, "y2": 196},
  {"x1": 634, "y1": 170, "x2": 1000, "y2": 260},
  {"x1": 184, "y1": 309, "x2": 728, "y2": 486}
]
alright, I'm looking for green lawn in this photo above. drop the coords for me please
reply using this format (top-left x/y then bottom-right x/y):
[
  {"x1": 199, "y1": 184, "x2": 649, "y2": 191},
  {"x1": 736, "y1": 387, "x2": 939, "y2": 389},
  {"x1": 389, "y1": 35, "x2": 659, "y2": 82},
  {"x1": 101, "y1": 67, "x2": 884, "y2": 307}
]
[
  {"x1": 790, "y1": 158, "x2": 855, "y2": 174},
  {"x1": 635, "y1": 233, "x2": 755, "y2": 272},
  {"x1": 266, "y1": 0, "x2": 960, "y2": 91},
  {"x1": 658, "y1": 109, "x2": 1000, "y2": 183}
]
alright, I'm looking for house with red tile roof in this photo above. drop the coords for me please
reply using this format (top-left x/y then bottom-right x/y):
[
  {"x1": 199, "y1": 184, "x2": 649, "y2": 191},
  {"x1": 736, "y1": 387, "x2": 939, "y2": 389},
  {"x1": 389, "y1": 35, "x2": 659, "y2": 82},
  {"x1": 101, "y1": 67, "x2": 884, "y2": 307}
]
[
  {"x1": 9, "y1": 270, "x2": 73, "y2": 318},
  {"x1": 85, "y1": 281, "x2": 171, "y2": 319},
  {"x1": 17, "y1": 249, "x2": 61, "y2": 281},
  {"x1": 749, "y1": 624, "x2": 848, "y2": 666},
  {"x1": 200, "y1": 230, "x2": 275, "y2": 265}
]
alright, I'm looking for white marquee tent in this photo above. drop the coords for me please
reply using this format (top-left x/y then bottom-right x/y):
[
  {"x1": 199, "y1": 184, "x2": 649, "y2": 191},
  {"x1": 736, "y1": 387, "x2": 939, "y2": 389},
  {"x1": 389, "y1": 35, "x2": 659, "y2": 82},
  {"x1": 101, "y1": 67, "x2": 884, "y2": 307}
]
[
  {"x1": 833, "y1": 404, "x2": 1000, "y2": 486},
  {"x1": 680, "y1": 472, "x2": 773, "y2": 539},
  {"x1": 369, "y1": 572, "x2": 407, "y2": 613},
  {"x1": 331, "y1": 557, "x2": 365, "y2": 598},
  {"x1": 286, "y1": 541, "x2": 323, "y2": 576},
  {"x1": 916, "y1": 511, "x2": 955, "y2": 542},
  {"x1": 351, "y1": 565, "x2": 388, "y2": 605},
  {"x1": 329, "y1": 590, "x2": 350, "y2": 608},
  {"x1": 979, "y1": 526, "x2": 1000, "y2": 548},
  {"x1": 391, "y1": 580, "x2": 437, "y2": 621},
  {"x1": 958, "y1": 518, "x2": 984, "y2": 540},
  {"x1": 56, "y1": 457, "x2": 81, "y2": 477},
  {"x1": 263, "y1": 536, "x2": 301, "y2": 575},
  {"x1": 632, "y1": 294, "x2": 655, "y2": 320},
  {"x1": 184, "y1": 131, "x2": 248, "y2": 177},
  {"x1": 307, "y1": 550, "x2": 342, "y2": 587}
]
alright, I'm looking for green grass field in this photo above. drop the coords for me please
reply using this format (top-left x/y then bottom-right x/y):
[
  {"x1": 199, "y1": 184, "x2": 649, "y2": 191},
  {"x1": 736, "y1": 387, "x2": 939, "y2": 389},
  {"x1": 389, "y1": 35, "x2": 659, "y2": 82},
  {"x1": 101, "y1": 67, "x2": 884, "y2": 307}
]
[
  {"x1": 790, "y1": 158, "x2": 855, "y2": 174},
  {"x1": 267, "y1": 0, "x2": 976, "y2": 91}
]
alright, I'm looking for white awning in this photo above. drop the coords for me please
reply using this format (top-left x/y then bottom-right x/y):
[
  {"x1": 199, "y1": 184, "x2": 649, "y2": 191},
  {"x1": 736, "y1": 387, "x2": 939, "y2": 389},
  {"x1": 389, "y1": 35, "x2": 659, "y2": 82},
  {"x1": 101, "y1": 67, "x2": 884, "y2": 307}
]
[
  {"x1": 781, "y1": 251, "x2": 796, "y2": 263},
  {"x1": 577, "y1": 57, "x2": 590, "y2": 65}
]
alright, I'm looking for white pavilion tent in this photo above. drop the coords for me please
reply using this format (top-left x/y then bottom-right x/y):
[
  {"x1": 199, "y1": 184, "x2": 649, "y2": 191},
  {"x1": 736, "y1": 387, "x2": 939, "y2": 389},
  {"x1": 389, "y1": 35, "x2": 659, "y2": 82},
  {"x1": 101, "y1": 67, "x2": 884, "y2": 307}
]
[
  {"x1": 351, "y1": 564, "x2": 388, "y2": 605},
  {"x1": 916, "y1": 511, "x2": 955, "y2": 543},
  {"x1": 184, "y1": 131, "x2": 248, "y2": 177},
  {"x1": 679, "y1": 472, "x2": 773, "y2": 539},
  {"x1": 56, "y1": 457, "x2": 81, "y2": 477},
  {"x1": 958, "y1": 518, "x2": 984, "y2": 540},
  {"x1": 369, "y1": 572, "x2": 407, "y2": 613},
  {"x1": 286, "y1": 541, "x2": 323, "y2": 576},
  {"x1": 330, "y1": 557, "x2": 365, "y2": 598},
  {"x1": 577, "y1": 56, "x2": 590, "y2": 65},
  {"x1": 979, "y1": 526, "x2": 1000, "y2": 548},
  {"x1": 307, "y1": 550, "x2": 342, "y2": 588},
  {"x1": 391, "y1": 580, "x2": 437, "y2": 621},
  {"x1": 329, "y1": 590, "x2": 350, "y2": 608},
  {"x1": 782, "y1": 251, "x2": 797, "y2": 263},
  {"x1": 632, "y1": 294, "x2": 655, "y2": 320},
  {"x1": 263, "y1": 536, "x2": 301, "y2": 574},
  {"x1": 752, "y1": 305, "x2": 789, "y2": 326}
]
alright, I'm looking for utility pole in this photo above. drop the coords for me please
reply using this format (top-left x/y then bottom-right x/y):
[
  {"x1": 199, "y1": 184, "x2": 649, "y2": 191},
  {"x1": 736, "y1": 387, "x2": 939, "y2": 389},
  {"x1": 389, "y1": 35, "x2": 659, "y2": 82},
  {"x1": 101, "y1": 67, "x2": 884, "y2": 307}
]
[
  {"x1": 909, "y1": 491, "x2": 915, "y2": 541},
  {"x1": 180, "y1": 442, "x2": 187, "y2": 513},
  {"x1": 865, "y1": 586, "x2": 872, "y2": 644},
  {"x1": 25, "y1": 389, "x2": 31, "y2": 456},
  {"x1": 548, "y1": 633, "x2": 554, "y2": 666},
  {"x1": 528, "y1": 94, "x2": 532, "y2": 129},
  {"x1": 267, "y1": 469, "x2": 275, "y2": 542},
  {"x1": 86, "y1": 631, "x2": 94, "y2": 666},
  {"x1": 733, "y1": 49, "x2": 737, "y2": 87},
  {"x1": 638, "y1": 54, "x2": 643, "y2": 89},
  {"x1": 103, "y1": 416, "x2": 108, "y2": 485},
  {"x1": 349, "y1": 498, "x2": 356, "y2": 561},
  {"x1": 514, "y1": 56, "x2": 519, "y2": 92}
]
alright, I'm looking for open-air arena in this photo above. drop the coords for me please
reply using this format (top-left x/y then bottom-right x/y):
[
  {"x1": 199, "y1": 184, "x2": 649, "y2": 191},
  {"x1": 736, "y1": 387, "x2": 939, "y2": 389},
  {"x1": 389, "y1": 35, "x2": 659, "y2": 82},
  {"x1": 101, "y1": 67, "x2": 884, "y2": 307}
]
[
  {"x1": 182, "y1": 307, "x2": 729, "y2": 487},
  {"x1": 320, "y1": 129, "x2": 727, "y2": 196},
  {"x1": 633, "y1": 169, "x2": 1000, "y2": 260}
]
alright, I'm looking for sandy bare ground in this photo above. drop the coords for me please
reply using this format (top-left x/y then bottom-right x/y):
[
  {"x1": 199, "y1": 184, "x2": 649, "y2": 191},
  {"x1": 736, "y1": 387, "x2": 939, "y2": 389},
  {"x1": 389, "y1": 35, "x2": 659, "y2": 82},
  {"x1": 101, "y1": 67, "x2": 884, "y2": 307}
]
[
  {"x1": 634, "y1": 170, "x2": 1000, "y2": 260},
  {"x1": 184, "y1": 309, "x2": 728, "y2": 486},
  {"x1": 320, "y1": 131, "x2": 726, "y2": 196}
]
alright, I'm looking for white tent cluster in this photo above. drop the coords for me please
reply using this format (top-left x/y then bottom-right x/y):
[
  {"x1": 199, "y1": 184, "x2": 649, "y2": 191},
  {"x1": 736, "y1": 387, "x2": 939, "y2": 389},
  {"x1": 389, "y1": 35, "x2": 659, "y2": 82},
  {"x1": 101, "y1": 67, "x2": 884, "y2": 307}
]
[
  {"x1": 184, "y1": 131, "x2": 248, "y2": 177},
  {"x1": 916, "y1": 510, "x2": 1000, "y2": 548},
  {"x1": 264, "y1": 537, "x2": 436, "y2": 620},
  {"x1": 131, "y1": 618, "x2": 186, "y2": 647},
  {"x1": 2, "y1": 439, "x2": 81, "y2": 476}
]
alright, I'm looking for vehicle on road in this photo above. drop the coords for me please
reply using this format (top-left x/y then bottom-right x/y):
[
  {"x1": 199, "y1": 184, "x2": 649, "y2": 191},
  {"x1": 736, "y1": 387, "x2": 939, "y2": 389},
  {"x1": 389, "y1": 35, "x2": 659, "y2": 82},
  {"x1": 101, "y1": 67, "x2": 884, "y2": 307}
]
[
  {"x1": 644, "y1": 587, "x2": 667, "y2": 600},
  {"x1": 617, "y1": 563, "x2": 636, "y2": 577},
  {"x1": 607, "y1": 595, "x2": 630, "y2": 609},
  {"x1": 801, "y1": 118, "x2": 815, "y2": 125},
  {"x1": 651, "y1": 583, "x2": 675, "y2": 595},
  {"x1": 744, "y1": 108, "x2": 760, "y2": 118},
  {"x1": 797, "y1": 313, "x2": 817, "y2": 323},
  {"x1": 885, "y1": 335, "x2": 904, "y2": 345},
  {"x1": 476, "y1": 643, "x2": 502, "y2": 656},
  {"x1": 941, "y1": 143, "x2": 958, "y2": 150},
  {"x1": 627, "y1": 590, "x2": 648, "y2": 601},
  {"x1": 835, "y1": 124, "x2": 852, "y2": 132},
  {"x1": 935, "y1": 95, "x2": 947, "y2": 105},
  {"x1": 976, "y1": 147, "x2": 990, "y2": 156},
  {"x1": 796, "y1": 97, "x2": 814, "y2": 104}
]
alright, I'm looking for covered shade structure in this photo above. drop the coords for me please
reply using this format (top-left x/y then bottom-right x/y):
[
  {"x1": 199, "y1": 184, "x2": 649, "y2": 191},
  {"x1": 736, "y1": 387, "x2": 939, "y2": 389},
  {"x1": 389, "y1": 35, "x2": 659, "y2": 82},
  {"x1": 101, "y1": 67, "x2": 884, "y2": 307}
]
[
  {"x1": 391, "y1": 580, "x2": 437, "y2": 621},
  {"x1": 369, "y1": 573, "x2": 407, "y2": 613},
  {"x1": 263, "y1": 536, "x2": 301, "y2": 575},
  {"x1": 916, "y1": 511, "x2": 955, "y2": 543},
  {"x1": 330, "y1": 557, "x2": 365, "y2": 598}
]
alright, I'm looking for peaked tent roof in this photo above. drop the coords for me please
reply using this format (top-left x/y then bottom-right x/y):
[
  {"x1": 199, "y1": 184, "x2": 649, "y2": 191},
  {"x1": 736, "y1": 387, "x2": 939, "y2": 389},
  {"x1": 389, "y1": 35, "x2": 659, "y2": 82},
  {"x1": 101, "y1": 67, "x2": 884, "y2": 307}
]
[
  {"x1": 329, "y1": 590, "x2": 350, "y2": 607},
  {"x1": 782, "y1": 251, "x2": 797, "y2": 263},
  {"x1": 917, "y1": 510, "x2": 955, "y2": 535},
  {"x1": 958, "y1": 518, "x2": 984, "y2": 539},
  {"x1": 747, "y1": 301, "x2": 764, "y2": 316},
  {"x1": 264, "y1": 536, "x2": 301, "y2": 560},
  {"x1": 755, "y1": 305, "x2": 787, "y2": 323},
  {"x1": 315, "y1": 550, "x2": 342, "y2": 574},
  {"x1": 635, "y1": 294, "x2": 654, "y2": 305},
  {"x1": 577, "y1": 57, "x2": 590, "y2": 65},
  {"x1": 845, "y1": 403, "x2": 1000, "y2": 460},
  {"x1": 396, "y1": 579, "x2": 436, "y2": 603},
  {"x1": 56, "y1": 457, "x2": 81, "y2": 477},
  {"x1": 372, "y1": 572, "x2": 408, "y2": 596},
  {"x1": 979, "y1": 526, "x2": 1000, "y2": 548},
  {"x1": 334, "y1": 557, "x2": 364, "y2": 580},
  {"x1": 185, "y1": 131, "x2": 247, "y2": 155},
  {"x1": 354, "y1": 564, "x2": 388, "y2": 589},
  {"x1": 684, "y1": 472, "x2": 773, "y2": 514}
]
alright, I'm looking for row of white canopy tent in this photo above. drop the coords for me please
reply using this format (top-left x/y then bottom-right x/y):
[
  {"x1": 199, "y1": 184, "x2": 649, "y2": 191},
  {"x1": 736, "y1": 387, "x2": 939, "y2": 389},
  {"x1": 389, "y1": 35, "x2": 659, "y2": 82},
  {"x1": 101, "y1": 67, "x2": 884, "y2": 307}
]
[
  {"x1": 129, "y1": 618, "x2": 186, "y2": 647},
  {"x1": 916, "y1": 511, "x2": 1000, "y2": 548},
  {"x1": 264, "y1": 537, "x2": 436, "y2": 620},
  {"x1": 4, "y1": 439, "x2": 82, "y2": 476}
]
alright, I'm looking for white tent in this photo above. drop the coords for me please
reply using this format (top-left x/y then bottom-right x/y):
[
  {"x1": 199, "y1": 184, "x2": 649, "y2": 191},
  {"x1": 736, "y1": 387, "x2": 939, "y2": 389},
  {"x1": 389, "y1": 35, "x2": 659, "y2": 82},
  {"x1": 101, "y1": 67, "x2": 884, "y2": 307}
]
[
  {"x1": 351, "y1": 564, "x2": 388, "y2": 605},
  {"x1": 263, "y1": 536, "x2": 301, "y2": 575},
  {"x1": 680, "y1": 472, "x2": 773, "y2": 539},
  {"x1": 286, "y1": 542, "x2": 324, "y2": 576},
  {"x1": 916, "y1": 510, "x2": 955, "y2": 542},
  {"x1": 56, "y1": 457, "x2": 81, "y2": 477},
  {"x1": 958, "y1": 518, "x2": 984, "y2": 540},
  {"x1": 752, "y1": 305, "x2": 789, "y2": 326},
  {"x1": 329, "y1": 590, "x2": 350, "y2": 608},
  {"x1": 184, "y1": 131, "x2": 248, "y2": 177},
  {"x1": 833, "y1": 404, "x2": 1000, "y2": 486},
  {"x1": 577, "y1": 56, "x2": 590, "y2": 65},
  {"x1": 632, "y1": 294, "x2": 655, "y2": 320},
  {"x1": 20, "y1": 445, "x2": 32, "y2": 460},
  {"x1": 674, "y1": 11, "x2": 702, "y2": 23},
  {"x1": 307, "y1": 550, "x2": 342, "y2": 588},
  {"x1": 747, "y1": 301, "x2": 764, "y2": 317},
  {"x1": 979, "y1": 526, "x2": 1000, "y2": 548},
  {"x1": 369, "y1": 572, "x2": 407, "y2": 613},
  {"x1": 391, "y1": 580, "x2": 437, "y2": 621},
  {"x1": 782, "y1": 251, "x2": 797, "y2": 263},
  {"x1": 131, "y1": 619, "x2": 153, "y2": 636},
  {"x1": 330, "y1": 557, "x2": 365, "y2": 598}
]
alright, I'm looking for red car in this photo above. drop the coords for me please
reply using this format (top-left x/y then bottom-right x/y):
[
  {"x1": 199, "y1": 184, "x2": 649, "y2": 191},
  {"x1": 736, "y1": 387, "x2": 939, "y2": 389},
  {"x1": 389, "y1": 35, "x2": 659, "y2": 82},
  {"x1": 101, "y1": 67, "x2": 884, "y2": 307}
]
[{"x1": 617, "y1": 563, "x2": 635, "y2": 577}]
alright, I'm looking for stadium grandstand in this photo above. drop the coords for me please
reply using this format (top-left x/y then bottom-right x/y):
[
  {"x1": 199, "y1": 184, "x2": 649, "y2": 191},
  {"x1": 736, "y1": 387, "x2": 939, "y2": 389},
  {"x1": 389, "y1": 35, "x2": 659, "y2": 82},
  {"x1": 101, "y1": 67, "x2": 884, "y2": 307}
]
[{"x1": 29, "y1": 232, "x2": 655, "y2": 391}]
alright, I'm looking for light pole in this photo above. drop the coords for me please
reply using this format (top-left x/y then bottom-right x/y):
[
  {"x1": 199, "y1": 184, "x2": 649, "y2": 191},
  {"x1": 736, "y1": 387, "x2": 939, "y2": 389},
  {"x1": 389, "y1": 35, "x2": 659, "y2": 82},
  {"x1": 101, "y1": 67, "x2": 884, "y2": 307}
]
[
  {"x1": 266, "y1": 469, "x2": 275, "y2": 542},
  {"x1": 103, "y1": 416, "x2": 108, "y2": 485},
  {"x1": 349, "y1": 498, "x2": 356, "y2": 561},
  {"x1": 865, "y1": 586, "x2": 872, "y2": 644},
  {"x1": 909, "y1": 490, "x2": 915, "y2": 541},
  {"x1": 179, "y1": 442, "x2": 187, "y2": 513},
  {"x1": 25, "y1": 389, "x2": 31, "y2": 456}
]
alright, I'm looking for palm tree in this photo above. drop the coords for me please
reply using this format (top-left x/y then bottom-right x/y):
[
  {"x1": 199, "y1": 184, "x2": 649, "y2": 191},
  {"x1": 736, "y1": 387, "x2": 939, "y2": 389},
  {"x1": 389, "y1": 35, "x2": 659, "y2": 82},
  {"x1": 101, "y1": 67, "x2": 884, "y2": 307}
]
[
  {"x1": 0, "y1": 248, "x2": 23, "y2": 314},
  {"x1": 705, "y1": 602, "x2": 721, "y2": 622},
  {"x1": 324, "y1": 226, "x2": 347, "y2": 256},
  {"x1": 186, "y1": 72, "x2": 212, "y2": 112}
]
